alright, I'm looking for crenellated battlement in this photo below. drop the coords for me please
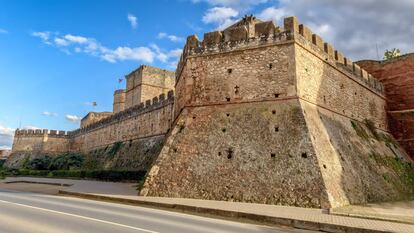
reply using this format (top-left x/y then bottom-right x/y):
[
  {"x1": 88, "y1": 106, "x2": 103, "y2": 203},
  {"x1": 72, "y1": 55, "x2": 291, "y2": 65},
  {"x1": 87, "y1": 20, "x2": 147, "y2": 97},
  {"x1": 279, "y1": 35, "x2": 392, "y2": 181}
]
[
  {"x1": 176, "y1": 15, "x2": 384, "y2": 96},
  {"x1": 15, "y1": 129, "x2": 69, "y2": 137},
  {"x1": 68, "y1": 90, "x2": 174, "y2": 137},
  {"x1": 283, "y1": 17, "x2": 384, "y2": 95}
]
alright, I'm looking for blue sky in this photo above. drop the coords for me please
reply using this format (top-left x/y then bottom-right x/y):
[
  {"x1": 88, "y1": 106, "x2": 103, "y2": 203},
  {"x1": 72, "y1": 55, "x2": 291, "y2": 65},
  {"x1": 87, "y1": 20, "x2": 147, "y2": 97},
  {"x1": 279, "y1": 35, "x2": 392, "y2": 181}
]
[{"x1": 1, "y1": 0, "x2": 413, "y2": 149}]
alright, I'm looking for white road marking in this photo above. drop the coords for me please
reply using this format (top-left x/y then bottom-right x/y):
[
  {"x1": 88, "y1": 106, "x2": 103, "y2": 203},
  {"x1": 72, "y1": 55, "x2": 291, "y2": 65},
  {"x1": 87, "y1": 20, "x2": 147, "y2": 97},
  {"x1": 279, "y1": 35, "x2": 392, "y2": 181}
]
[{"x1": 0, "y1": 199, "x2": 159, "y2": 233}]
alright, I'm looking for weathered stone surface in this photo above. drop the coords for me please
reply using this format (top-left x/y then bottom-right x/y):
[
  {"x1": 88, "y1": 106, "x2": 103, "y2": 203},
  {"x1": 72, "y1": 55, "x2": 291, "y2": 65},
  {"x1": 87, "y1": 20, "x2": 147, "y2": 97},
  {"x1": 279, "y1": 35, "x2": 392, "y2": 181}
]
[
  {"x1": 82, "y1": 135, "x2": 165, "y2": 170},
  {"x1": 81, "y1": 112, "x2": 113, "y2": 129},
  {"x1": 125, "y1": 65, "x2": 175, "y2": 109},
  {"x1": 141, "y1": 16, "x2": 414, "y2": 209},
  {"x1": 358, "y1": 54, "x2": 414, "y2": 159},
  {"x1": 141, "y1": 100, "x2": 330, "y2": 208},
  {"x1": 7, "y1": 16, "x2": 414, "y2": 209}
]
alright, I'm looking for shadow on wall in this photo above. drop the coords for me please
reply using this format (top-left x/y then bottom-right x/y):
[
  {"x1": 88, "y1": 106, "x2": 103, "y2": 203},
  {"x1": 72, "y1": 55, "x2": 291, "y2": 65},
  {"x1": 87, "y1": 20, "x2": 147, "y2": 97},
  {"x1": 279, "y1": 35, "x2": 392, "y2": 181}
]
[{"x1": 310, "y1": 60, "x2": 414, "y2": 207}]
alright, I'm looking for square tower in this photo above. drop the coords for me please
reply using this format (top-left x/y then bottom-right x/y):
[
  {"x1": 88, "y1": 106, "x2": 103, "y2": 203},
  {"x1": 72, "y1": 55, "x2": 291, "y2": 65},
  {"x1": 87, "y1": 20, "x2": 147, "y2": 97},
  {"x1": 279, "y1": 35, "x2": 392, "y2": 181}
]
[{"x1": 125, "y1": 65, "x2": 175, "y2": 109}]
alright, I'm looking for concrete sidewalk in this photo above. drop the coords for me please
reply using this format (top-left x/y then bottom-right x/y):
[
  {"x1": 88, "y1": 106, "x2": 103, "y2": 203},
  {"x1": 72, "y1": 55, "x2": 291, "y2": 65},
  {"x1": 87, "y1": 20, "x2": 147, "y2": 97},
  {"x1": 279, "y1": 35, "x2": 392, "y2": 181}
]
[{"x1": 2, "y1": 177, "x2": 414, "y2": 233}]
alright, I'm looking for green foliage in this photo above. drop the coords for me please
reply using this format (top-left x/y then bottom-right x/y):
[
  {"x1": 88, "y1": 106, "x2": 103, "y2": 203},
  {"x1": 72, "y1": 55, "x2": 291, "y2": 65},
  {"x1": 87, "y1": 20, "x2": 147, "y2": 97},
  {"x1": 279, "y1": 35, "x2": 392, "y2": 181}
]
[
  {"x1": 21, "y1": 156, "x2": 31, "y2": 169},
  {"x1": 0, "y1": 168, "x2": 6, "y2": 180},
  {"x1": 13, "y1": 169, "x2": 145, "y2": 182},
  {"x1": 108, "y1": 141, "x2": 123, "y2": 157},
  {"x1": 350, "y1": 120, "x2": 370, "y2": 140},
  {"x1": 0, "y1": 159, "x2": 5, "y2": 169},
  {"x1": 28, "y1": 156, "x2": 52, "y2": 170},
  {"x1": 384, "y1": 48, "x2": 401, "y2": 60},
  {"x1": 49, "y1": 153, "x2": 84, "y2": 170},
  {"x1": 370, "y1": 151, "x2": 414, "y2": 195}
]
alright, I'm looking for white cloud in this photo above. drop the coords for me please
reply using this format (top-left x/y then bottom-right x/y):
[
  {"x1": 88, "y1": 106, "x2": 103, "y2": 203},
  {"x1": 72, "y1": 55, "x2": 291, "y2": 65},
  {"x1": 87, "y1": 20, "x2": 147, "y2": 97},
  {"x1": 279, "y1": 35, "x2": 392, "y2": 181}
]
[
  {"x1": 0, "y1": 125, "x2": 14, "y2": 137},
  {"x1": 32, "y1": 31, "x2": 180, "y2": 65},
  {"x1": 0, "y1": 145, "x2": 11, "y2": 150},
  {"x1": 127, "y1": 14, "x2": 138, "y2": 29},
  {"x1": 202, "y1": 7, "x2": 239, "y2": 30},
  {"x1": 64, "y1": 34, "x2": 88, "y2": 44},
  {"x1": 0, "y1": 125, "x2": 14, "y2": 150},
  {"x1": 202, "y1": 7, "x2": 238, "y2": 24},
  {"x1": 41, "y1": 111, "x2": 58, "y2": 117},
  {"x1": 102, "y1": 46, "x2": 155, "y2": 63},
  {"x1": 65, "y1": 115, "x2": 82, "y2": 123},
  {"x1": 168, "y1": 49, "x2": 183, "y2": 58},
  {"x1": 264, "y1": 0, "x2": 414, "y2": 60},
  {"x1": 54, "y1": 37, "x2": 69, "y2": 46},
  {"x1": 0, "y1": 28, "x2": 8, "y2": 34},
  {"x1": 157, "y1": 32, "x2": 185, "y2": 43},
  {"x1": 23, "y1": 126, "x2": 40, "y2": 130},
  {"x1": 32, "y1": 31, "x2": 52, "y2": 45},
  {"x1": 193, "y1": 0, "x2": 268, "y2": 11},
  {"x1": 257, "y1": 7, "x2": 289, "y2": 25}
]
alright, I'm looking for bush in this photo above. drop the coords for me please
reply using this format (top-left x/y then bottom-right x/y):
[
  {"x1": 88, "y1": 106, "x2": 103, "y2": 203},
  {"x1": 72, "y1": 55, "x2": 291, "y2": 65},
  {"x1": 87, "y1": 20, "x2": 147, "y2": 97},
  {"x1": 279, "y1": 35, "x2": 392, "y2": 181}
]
[
  {"x1": 13, "y1": 169, "x2": 146, "y2": 182},
  {"x1": 28, "y1": 156, "x2": 52, "y2": 170},
  {"x1": 0, "y1": 159, "x2": 5, "y2": 168},
  {"x1": 49, "y1": 153, "x2": 84, "y2": 170}
]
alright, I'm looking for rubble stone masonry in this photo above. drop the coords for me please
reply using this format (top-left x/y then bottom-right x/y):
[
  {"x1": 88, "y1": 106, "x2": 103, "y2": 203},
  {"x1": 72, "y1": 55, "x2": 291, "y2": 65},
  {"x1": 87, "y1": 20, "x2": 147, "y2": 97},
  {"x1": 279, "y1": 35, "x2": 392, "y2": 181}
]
[{"x1": 6, "y1": 16, "x2": 414, "y2": 209}]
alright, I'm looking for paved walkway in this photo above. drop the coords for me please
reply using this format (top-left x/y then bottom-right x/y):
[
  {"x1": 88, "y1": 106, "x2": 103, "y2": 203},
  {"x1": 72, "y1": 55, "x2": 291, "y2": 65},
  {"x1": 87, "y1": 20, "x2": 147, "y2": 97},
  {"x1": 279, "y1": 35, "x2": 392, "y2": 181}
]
[
  {"x1": 2, "y1": 177, "x2": 414, "y2": 233},
  {"x1": 331, "y1": 200, "x2": 414, "y2": 225}
]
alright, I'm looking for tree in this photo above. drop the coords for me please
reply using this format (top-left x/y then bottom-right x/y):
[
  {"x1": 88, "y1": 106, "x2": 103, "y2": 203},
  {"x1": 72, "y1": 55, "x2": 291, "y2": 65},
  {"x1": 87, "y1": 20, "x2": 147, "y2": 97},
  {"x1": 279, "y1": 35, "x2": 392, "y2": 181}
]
[{"x1": 384, "y1": 48, "x2": 401, "y2": 60}]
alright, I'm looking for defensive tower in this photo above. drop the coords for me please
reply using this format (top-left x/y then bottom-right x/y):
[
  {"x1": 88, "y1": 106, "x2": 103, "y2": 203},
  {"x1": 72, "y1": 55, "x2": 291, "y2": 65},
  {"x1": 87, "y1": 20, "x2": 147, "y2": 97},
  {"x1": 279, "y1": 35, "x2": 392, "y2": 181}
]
[{"x1": 141, "y1": 16, "x2": 414, "y2": 208}]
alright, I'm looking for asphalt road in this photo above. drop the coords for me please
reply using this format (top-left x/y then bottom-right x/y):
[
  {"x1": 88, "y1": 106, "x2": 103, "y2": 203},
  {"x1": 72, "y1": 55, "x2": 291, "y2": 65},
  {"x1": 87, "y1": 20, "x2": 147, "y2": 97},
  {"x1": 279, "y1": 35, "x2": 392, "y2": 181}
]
[{"x1": 0, "y1": 188, "x2": 313, "y2": 233}]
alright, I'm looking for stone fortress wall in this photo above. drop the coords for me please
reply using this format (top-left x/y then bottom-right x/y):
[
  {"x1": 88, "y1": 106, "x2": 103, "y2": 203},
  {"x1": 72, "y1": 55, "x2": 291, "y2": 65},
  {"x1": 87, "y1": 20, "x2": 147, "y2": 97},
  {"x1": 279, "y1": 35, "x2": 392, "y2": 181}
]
[
  {"x1": 6, "y1": 15, "x2": 414, "y2": 209},
  {"x1": 81, "y1": 112, "x2": 113, "y2": 128},
  {"x1": 12, "y1": 129, "x2": 70, "y2": 154},
  {"x1": 141, "y1": 16, "x2": 414, "y2": 209},
  {"x1": 7, "y1": 66, "x2": 175, "y2": 169}
]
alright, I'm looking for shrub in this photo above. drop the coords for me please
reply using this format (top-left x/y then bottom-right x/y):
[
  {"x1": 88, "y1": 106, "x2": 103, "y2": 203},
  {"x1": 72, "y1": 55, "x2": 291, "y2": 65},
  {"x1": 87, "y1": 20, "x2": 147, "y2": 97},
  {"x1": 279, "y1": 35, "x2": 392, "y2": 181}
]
[
  {"x1": 28, "y1": 156, "x2": 52, "y2": 170},
  {"x1": 49, "y1": 153, "x2": 84, "y2": 170},
  {"x1": 108, "y1": 141, "x2": 123, "y2": 157},
  {"x1": 13, "y1": 169, "x2": 146, "y2": 182}
]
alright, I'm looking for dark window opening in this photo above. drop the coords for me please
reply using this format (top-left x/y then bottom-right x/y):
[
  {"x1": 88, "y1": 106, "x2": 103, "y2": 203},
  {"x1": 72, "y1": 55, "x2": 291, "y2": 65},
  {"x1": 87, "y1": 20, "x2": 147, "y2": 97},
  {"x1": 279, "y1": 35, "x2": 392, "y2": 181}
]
[
  {"x1": 234, "y1": 86, "x2": 240, "y2": 95},
  {"x1": 301, "y1": 152, "x2": 308, "y2": 158},
  {"x1": 274, "y1": 126, "x2": 279, "y2": 132},
  {"x1": 226, "y1": 97, "x2": 231, "y2": 102},
  {"x1": 227, "y1": 148, "x2": 233, "y2": 159},
  {"x1": 173, "y1": 148, "x2": 177, "y2": 153},
  {"x1": 222, "y1": 128, "x2": 226, "y2": 133},
  {"x1": 323, "y1": 164, "x2": 327, "y2": 169},
  {"x1": 227, "y1": 68, "x2": 233, "y2": 74},
  {"x1": 269, "y1": 63, "x2": 273, "y2": 69},
  {"x1": 272, "y1": 110, "x2": 276, "y2": 115},
  {"x1": 226, "y1": 113, "x2": 230, "y2": 117},
  {"x1": 274, "y1": 93, "x2": 280, "y2": 98},
  {"x1": 271, "y1": 153, "x2": 276, "y2": 158},
  {"x1": 218, "y1": 152, "x2": 222, "y2": 156},
  {"x1": 192, "y1": 116, "x2": 196, "y2": 119}
]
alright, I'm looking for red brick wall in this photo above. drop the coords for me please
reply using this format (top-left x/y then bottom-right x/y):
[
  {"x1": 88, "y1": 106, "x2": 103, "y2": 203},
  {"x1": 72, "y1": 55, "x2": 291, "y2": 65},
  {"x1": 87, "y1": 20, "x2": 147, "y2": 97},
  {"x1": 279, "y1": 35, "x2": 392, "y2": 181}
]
[{"x1": 358, "y1": 54, "x2": 414, "y2": 159}]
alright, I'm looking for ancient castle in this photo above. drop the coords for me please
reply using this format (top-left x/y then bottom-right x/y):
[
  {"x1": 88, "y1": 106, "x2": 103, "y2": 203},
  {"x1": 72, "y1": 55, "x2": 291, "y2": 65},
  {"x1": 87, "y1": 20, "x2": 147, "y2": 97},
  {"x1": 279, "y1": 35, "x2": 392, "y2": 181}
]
[{"x1": 6, "y1": 16, "x2": 414, "y2": 209}]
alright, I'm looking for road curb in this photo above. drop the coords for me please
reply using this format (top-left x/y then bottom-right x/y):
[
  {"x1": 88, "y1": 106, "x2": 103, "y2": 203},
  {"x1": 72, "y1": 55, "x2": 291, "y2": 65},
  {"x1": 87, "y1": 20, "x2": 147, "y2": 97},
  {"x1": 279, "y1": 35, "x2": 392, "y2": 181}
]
[
  {"x1": 59, "y1": 190, "x2": 388, "y2": 233},
  {"x1": 5, "y1": 180, "x2": 72, "y2": 187}
]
